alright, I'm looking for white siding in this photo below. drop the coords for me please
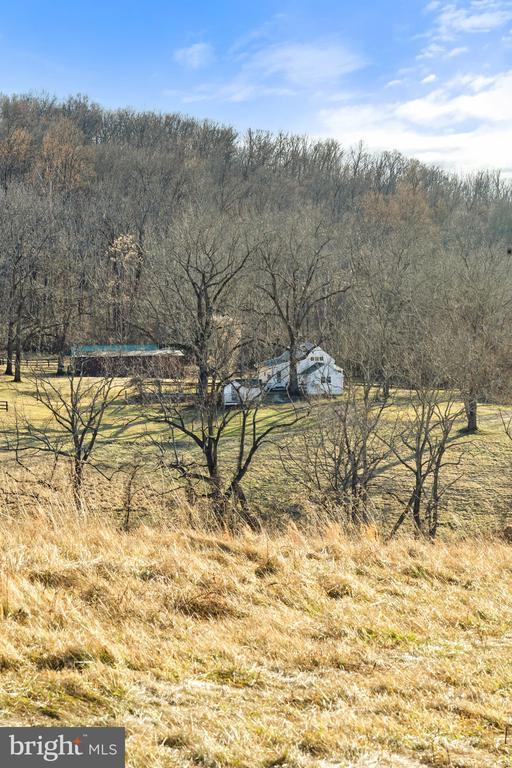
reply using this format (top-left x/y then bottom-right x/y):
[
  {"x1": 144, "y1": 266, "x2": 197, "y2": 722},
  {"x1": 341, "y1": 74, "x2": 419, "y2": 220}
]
[{"x1": 258, "y1": 345, "x2": 343, "y2": 396}]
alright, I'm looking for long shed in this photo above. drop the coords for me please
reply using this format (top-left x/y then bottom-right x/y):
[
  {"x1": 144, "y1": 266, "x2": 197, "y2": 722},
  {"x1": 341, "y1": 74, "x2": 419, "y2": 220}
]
[{"x1": 71, "y1": 344, "x2": 185, "y2": 377}]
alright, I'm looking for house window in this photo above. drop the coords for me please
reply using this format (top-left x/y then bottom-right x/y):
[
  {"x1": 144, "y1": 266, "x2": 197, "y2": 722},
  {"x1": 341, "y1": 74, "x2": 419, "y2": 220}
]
[
  {"x1": 311, "y1": 355, "x2": 324, "y2": 362},
  {"x1": 321, "y1": 375, "x2": 332, "y2": 385},
  {"x1": 276, "y1": 370, "x2": 282, "y2": 381}
]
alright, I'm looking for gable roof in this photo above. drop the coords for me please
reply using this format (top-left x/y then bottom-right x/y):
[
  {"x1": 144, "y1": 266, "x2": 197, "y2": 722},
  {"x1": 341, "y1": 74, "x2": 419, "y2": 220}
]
[
  {"x1": 230, "y1": 378, "x2": 260, "y2": 388},
  {"x1": 262, "y1": 341, "x2": 316, "y2": 368},
  {"x1": 71, "y1": 344, "x2": 183, "y2": 358},
  {"x1": 299, "y1": 362, "x2": 324, "y2": 377}
]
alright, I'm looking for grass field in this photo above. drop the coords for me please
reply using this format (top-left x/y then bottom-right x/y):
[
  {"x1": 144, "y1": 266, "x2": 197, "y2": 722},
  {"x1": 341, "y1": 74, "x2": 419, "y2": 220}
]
[
  {"x1": 0, "y1": 506, "x2": 512, "y2": 767},
  {"x1": 2, "y1": 368, "x2": 512, "y2": 535},
  {"x1": 2, "y1": 370, "x2": 512, "y2": 766}
]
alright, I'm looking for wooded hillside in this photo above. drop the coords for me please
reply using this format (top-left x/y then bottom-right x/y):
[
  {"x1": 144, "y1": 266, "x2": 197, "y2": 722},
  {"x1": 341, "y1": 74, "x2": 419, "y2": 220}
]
[
  {"x1": 1, "y1": 93, "x2": 512, "y2": 535},
  {"x1": 1, "y1": 93, "x2": 511, "y2": 391}
]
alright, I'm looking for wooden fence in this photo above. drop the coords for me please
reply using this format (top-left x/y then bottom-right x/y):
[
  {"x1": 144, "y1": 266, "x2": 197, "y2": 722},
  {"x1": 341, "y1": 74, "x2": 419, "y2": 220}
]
[{"x1": 0, "y1": 357, "x2": 55, "y2": 369}]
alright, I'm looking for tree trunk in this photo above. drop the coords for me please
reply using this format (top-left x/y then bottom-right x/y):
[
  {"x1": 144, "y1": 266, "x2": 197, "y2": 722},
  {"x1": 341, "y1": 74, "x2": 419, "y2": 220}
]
[
  {"x1": 389, "y1": 486, "x2": 423, "y2": 541},
  {"x1": 412, "y1": 486, "x2": 422, "y2": 536},
  {"x1": 464, "y1": 396, "x2": 478, "y2": 432},
  {"x1": 13, "y1": 331, "x2": 22, "y2": 383},
  {"x1": 72, "y1": 458, "x2": 84, "y2": 512},
  {"x1": 351, "y1": 485, "x2": 369, "y2": 527},
  {"x1": 56, "y1": 349, "x2": 66, "y2": 376},
  {"x1": 428, "y1": 453, "x2": 444, "y2": 539},
  {"x1": 287, "y1": 342, "x2": 300, "y2": 399},
  {"x1": 210, "y1": 490, "x2": 227, "y2": 528},
  {"x1": 232, "y1": 482, "x2": 261, "y2": 531},
  {"x1": 56, "y1": 321, "x2": 70, "y2": 376},
  {"x1": 428, "y1": 500, "x2": 439, "y2": 540},
  {"x1": 4, "y1": 319, "x2": 14, "y2": 376},
  {"x1": 197, "y1": 363, "x2": 208, "y2": 398},
  {"x1": 205, "y1": 442, "x2": 226, "y2": 526},
  {"x1": 288, "y1": 362, "x2": 300, "y2": 398}
]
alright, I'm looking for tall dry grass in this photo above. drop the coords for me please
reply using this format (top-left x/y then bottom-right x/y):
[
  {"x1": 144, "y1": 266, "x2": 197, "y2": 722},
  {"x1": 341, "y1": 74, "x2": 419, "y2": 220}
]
[{"x1": 0, "y1": 482, "x2": 512, "y2": 766}]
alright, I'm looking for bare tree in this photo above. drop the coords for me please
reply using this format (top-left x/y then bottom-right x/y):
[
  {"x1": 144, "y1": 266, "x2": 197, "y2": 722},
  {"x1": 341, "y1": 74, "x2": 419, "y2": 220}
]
[
  {"x1": 10, "y1": 369, "x2": 128, "y2": 510},
  {"x1": 281, "y1": 378, "x2": 392, "y2": 525},
  {"x1": 383, "y1": 386, "x2": 465, "y2": 539},
  {"x1": 439, "y1": 243, "x2": 511, "y2": 432},
  {"x1": 257, "y1": 212, "x2": 350, "y2": 398},
  {"x1": 144, "y1": 208, "x2": 259, "y2": 394},
  {"x1": 143, "y1": 377, "x2": 306, "y2": 529},
  {"x1": 0, "y1": 185, "x2": 53, "y2": 381},
  {"x1": 346, "y1": 182, "x2": 436, "y2": 400}
]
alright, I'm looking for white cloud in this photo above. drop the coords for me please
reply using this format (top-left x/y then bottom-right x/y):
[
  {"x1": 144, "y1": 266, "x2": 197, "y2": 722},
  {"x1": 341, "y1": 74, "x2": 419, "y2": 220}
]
[
  {"x1": 424, "y1": 0, "x2": 442, "y2": 11},
  {"x1": 319, "y1": 68, "x2": 512, "y2": 174},
  {"x1": 435, "y1": 1, "x2": 512, "y2": 38},
  {"x1": 229, "y1": 14, "x2": 288, "y2": 55},
  {"x1": 446, "y1": 45, "x2": 470, "y2": 56},
  {"x1": 174, "y1": 43, "x2": 214, "y2": 70},
  {"x1": 339, "y1": 5, "x2": 512, "y2": 173},
  {"x1": 178, "y1": 80, "x2": 294, "y2": 104},
  {"x1": 320, "y1": 105, "x2": 512, "y2": 174},
  {"x1": 247, "y1": 42, "x2": 365, "y2": 87},
  {"x1": 417, "y1": 42, "x2": 445, "y2": 59},
  {"x1": 418, "y1": 2, "x2": 512, "y2": 58},
  {"x1": 421, "y1": 0, "x2": 512, "y2": 42},
  {"x1": 396, "y1": 70, "x2": 512, "y2": 124},
  {"x1": 451, "y1": 73, "x2": 496, "y2": 90},
  {"x1": 168, "y1": 14, "x2": 510, "y2": 176},
  {"x1": 171, "y1": 40, "x2": 364, "y2": 104}
]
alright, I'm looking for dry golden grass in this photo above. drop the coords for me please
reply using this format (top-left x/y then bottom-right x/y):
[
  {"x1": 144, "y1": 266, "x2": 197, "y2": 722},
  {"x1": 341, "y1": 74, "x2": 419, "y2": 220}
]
[{"x1": 0, "y1": 496, "x2": 512, "y2": 767}]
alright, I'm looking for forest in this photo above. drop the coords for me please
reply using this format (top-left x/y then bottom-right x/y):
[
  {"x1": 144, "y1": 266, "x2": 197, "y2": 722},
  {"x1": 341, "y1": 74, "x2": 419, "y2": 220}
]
[{"x1": 1, "y1": 92, "x2": 512, "y2": 537}]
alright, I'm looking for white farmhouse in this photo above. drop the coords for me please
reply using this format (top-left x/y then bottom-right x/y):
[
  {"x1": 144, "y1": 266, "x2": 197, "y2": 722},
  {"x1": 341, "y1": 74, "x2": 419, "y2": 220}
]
[
  {"x1": 223, "y1": 342, "x2": 343, "y2": 406},
  {"x1": 222, "y1": 378, "x2": 262, "y2": 407},
  {"x1": 259, "y1": 342, "x2": 344, "y2": 396}
]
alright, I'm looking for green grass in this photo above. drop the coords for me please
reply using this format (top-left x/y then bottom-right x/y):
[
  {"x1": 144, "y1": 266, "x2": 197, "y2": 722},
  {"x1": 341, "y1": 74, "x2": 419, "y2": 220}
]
[{"x1": 2, "y1": 369, "x2": 512, "y2": 533}]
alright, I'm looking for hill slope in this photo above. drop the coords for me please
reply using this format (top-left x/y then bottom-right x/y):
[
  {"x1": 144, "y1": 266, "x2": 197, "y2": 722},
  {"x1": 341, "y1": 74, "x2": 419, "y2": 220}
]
[{"x1": 0, "y1": 511, "x2": 512, "y2": 767}]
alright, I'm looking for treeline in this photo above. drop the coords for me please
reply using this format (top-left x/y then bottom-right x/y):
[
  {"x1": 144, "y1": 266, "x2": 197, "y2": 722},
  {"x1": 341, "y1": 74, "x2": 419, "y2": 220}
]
[{"x1": 1, "y1": 92, "x2": 512, "y2": 435}]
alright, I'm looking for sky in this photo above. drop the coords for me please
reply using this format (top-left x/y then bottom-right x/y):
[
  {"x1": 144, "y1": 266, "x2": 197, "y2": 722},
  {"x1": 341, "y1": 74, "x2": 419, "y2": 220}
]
[{"x1": 0, "y1": 0, "x2": 511, "y2": 174}]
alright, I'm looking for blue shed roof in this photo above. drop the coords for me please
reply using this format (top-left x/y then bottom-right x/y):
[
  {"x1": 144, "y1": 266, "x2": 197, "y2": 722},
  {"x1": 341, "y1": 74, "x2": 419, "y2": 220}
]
[{"x1": 71, "y1": 343, "x2": 159, "y2": 356}]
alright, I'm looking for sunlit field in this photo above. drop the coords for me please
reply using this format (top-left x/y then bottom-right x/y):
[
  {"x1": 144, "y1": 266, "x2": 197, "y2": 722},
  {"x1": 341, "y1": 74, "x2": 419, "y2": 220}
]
[
  {"x1": 0, "y1": 506, "x2": 511, "y2": 767},
  {"x1": 1, "y1": 366, "x2": 512, "y2": 535}
]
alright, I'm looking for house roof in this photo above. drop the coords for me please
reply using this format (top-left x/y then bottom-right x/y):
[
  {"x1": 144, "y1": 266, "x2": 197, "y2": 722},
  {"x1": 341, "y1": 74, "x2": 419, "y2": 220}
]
[
  {"x1": 71, "y1": 343, "x2": 158, "y2": 356},
  {"x1": 262, "y1": 341, "x2": 316, "y2": 368},
  {"x1": 71, "y1": 345, "x2": 184, "y2": 358},
  {"x1": 230, "y1": 378, "x2": 260, "y2": 388},
  {"x1": 299, "y1": 362, "x2": 324, "y2": 377}
]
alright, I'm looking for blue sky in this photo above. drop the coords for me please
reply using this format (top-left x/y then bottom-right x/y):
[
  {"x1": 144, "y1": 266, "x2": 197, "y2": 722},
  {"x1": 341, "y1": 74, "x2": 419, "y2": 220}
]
[{"x1": 1, "y1": 0, "x2": 511, "y2": 173}]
